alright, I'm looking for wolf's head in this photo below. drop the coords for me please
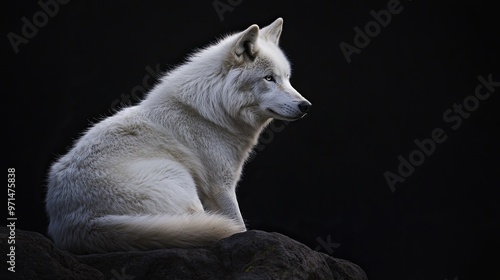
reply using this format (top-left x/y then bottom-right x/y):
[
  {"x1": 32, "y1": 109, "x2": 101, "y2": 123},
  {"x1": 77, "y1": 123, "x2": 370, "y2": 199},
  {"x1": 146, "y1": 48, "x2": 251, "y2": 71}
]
[
  {"x1": 160, "y1": 18, "x2": 311, "y2": 132},
  {"x1": 222, "y1": 18, "x2": 311, "y2": 127}
]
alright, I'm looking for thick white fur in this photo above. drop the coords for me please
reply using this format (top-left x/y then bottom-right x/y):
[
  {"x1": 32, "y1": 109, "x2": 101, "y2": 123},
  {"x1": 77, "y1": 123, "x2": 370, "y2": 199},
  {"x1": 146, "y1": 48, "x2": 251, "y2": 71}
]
[{"x1": 46, "y1": 18, "x2": 311, "y2": 254}]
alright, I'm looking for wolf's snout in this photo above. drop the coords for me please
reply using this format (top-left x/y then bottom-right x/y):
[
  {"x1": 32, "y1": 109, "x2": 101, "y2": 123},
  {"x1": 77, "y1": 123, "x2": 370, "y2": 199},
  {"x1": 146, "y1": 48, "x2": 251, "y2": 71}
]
[{"x1": 298, "y1": 100, "x2": 312, "y2": 114}]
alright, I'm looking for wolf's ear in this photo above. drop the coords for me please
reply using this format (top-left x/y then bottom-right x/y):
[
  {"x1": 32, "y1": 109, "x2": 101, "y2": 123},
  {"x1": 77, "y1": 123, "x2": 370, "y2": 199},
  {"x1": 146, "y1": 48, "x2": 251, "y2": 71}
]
[
  {"x1": 234, "y1": 24, "x2": 259, "y2": 61},
  {"x1": 261, "y1": 17, "x2": 283, "y2": 45}
]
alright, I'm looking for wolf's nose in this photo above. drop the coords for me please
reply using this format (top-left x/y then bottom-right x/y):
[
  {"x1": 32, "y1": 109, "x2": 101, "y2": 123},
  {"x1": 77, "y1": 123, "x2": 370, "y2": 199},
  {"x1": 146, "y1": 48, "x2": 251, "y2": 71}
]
[{"x1": 298, "y1": 101, "x2": 312, "y2": 113}]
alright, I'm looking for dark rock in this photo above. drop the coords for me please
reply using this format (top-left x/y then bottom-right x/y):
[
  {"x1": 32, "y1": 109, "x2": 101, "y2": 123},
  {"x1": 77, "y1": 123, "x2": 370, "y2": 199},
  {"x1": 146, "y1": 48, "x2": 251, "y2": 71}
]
[
  {"x1": 0, "y1": 226, "x2": 105, "y2": 280},
  {"x1": 1, "y1": 227, "x2": 367, "y2": 280}
]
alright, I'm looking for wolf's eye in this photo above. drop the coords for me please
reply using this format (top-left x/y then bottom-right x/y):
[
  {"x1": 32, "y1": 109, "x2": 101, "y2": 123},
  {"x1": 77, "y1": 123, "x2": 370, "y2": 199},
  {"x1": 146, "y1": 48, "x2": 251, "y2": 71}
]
[{"x1": 264, "y1": 75, "x2": 275, "y2": 82}]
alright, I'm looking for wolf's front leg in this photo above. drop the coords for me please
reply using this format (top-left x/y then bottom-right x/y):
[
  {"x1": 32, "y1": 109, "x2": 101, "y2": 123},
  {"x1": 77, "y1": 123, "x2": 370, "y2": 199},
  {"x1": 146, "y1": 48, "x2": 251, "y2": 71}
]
[{"x1": 205, "y1": 190, "x2": 246, "y2": 230}]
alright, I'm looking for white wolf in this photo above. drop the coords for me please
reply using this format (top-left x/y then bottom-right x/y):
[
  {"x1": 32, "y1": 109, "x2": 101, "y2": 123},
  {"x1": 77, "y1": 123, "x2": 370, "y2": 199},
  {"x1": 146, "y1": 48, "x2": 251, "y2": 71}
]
[{"x1": 46, "y1": 18, "x2": 311, "y2": 254}]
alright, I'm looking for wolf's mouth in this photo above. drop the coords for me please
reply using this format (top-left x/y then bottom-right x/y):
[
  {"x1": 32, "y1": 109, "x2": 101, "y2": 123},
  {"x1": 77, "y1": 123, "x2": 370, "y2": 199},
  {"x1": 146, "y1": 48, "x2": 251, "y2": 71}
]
[{"x1": 266, "y1": 108, "x2": 304, "y2": 121}]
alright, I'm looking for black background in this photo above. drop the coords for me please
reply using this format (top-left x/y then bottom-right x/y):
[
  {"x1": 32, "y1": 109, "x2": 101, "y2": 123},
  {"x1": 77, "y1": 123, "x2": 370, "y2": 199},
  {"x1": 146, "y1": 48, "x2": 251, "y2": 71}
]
[{"x1": 3, "y1": 1, "x2": 499, "y2": 279}]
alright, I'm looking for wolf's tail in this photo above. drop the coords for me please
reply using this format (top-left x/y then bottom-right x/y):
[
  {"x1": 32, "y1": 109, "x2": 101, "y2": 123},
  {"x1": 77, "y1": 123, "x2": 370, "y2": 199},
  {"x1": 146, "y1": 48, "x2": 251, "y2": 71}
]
[{"x1": 63, "y1": 212, "x2": 245, "y2": 254}]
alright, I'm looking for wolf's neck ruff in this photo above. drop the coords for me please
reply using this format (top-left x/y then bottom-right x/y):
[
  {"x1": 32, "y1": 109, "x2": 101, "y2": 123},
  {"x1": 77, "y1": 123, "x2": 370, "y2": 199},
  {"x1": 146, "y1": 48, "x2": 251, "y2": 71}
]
[{"x1": 143, "y1": 41, "x2": 269, "y2": 129}]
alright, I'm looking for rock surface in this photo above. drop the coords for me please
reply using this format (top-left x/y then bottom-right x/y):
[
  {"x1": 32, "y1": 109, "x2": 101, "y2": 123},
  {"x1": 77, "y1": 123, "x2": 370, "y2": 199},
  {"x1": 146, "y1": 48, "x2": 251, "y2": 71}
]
[
  {"x1": 0, "y1": 226, "x2": 104, "y2": 280},
  {"x1": 1, "y1": 227, "x2": 367, "y2": 280}
]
